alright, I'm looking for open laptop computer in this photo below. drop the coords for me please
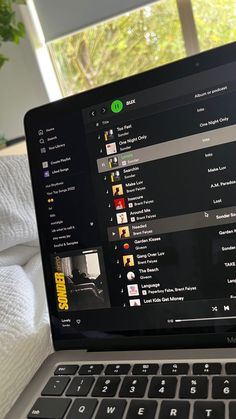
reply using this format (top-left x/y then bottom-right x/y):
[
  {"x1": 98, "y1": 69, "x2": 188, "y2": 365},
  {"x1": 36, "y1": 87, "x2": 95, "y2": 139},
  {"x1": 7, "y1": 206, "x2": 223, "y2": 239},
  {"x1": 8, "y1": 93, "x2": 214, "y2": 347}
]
[{"x1": 6, "y1": 41, "x2": 236, "y2": 419}]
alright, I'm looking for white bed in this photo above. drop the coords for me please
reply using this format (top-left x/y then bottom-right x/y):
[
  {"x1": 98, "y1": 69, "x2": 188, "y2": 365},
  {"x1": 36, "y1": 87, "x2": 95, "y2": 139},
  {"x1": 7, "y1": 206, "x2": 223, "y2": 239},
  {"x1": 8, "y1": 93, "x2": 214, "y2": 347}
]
[{"x1": 0, "y1": 155, "x2": 52, "y2": 419}]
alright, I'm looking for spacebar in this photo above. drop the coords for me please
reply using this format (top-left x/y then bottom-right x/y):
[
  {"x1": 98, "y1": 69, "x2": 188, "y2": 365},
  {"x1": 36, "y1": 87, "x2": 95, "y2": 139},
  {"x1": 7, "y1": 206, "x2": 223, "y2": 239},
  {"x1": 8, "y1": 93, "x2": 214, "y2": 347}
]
[{"x1": 27, "y1": 397, "x2": 72, "y2": 418}]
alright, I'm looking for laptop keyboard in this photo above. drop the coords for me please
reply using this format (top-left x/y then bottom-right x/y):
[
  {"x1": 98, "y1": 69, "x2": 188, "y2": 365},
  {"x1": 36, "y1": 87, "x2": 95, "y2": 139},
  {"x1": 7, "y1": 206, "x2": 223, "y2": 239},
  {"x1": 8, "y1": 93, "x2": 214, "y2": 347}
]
[{"x1": 27, "y1": 362, "x2": 236, "y2": 418}]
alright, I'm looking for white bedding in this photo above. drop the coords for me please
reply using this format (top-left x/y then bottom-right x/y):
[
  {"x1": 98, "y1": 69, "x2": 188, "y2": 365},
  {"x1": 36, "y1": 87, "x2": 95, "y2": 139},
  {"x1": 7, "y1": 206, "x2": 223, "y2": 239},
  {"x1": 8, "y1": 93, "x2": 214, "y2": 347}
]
[{"x1": 0, "y1": 155, "x2": 52, "y2": 419}]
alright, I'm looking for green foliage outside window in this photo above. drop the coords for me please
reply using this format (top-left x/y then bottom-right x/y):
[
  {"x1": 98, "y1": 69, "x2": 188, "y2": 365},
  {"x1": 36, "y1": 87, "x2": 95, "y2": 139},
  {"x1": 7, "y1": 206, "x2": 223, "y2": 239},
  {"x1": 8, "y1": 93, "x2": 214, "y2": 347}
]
[
  {"x1": 192, "y1": 0, "x2": 236, "y2": 51},
  {"x1": 49, "y1": 0, "x2": 236, "y2": 97},
  {"x1": 49, "y1": 0, "x2": 185, "y2": 96}
]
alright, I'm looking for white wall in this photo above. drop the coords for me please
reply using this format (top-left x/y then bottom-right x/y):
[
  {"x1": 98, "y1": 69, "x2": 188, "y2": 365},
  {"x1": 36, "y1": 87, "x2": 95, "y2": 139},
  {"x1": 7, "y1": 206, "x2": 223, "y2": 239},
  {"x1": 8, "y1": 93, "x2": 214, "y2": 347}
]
[{"x1": 0, "y1": 32, "x2": 49, "y2": 140}]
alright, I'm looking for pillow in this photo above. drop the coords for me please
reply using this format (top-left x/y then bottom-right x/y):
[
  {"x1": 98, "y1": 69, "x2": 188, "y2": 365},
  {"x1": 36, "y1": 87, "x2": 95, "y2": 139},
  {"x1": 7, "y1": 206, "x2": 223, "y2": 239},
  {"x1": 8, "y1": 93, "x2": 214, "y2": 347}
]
[{"x1": 0, "y1": 155, "x2": 52, "y2": 419}]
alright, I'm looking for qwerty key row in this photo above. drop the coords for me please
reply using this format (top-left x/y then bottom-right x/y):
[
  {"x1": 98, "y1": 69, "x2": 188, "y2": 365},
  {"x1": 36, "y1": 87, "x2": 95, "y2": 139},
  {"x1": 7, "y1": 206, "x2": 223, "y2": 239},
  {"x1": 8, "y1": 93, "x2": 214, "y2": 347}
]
[{"x1": 28, "y1": 399, "x2": 236, "y2": 419}]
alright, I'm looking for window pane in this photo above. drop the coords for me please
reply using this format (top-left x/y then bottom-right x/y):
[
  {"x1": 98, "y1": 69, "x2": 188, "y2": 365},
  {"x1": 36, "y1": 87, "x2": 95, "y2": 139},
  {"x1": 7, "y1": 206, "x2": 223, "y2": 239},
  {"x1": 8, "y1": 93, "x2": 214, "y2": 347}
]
[
  {"x1": 192, "y1": 0, "x2": 236, "y2": 52},
  {"x1": 49, "y1": 0, "x2": 186, "y2": 96}
]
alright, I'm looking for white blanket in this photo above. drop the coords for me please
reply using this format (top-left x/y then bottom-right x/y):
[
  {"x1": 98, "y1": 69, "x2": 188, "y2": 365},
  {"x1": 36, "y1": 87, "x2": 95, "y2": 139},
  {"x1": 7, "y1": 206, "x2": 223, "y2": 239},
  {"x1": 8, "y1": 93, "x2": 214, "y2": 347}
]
[{"x1": 0, "y1": 155, "x2": 52, "y2": 419}]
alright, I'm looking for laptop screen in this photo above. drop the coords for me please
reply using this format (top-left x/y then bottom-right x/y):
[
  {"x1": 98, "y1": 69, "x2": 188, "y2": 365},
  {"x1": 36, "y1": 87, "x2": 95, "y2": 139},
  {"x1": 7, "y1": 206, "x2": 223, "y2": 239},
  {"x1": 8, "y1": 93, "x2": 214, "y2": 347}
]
[{"x1": 25, "y1": 42, "x2": 236, "y2": 350}]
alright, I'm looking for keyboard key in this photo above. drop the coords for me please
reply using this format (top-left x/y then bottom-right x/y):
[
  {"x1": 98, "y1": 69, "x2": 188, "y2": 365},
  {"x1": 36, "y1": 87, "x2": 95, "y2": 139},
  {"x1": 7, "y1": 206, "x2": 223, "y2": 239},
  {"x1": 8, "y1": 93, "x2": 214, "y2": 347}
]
[
  {"x1": 119, "y1": 376, "x2": 148, "y2": 398},
  {"x1": 162, "y1": 363, "x2": 189, "y2": 375},
  {"x1": 27, "y1": 397, "x2": 71, "y2": 418},
  {"x1": 41, "y1": 377, "x2": 70, "y2": 396},
  {"x1": 179, "y1": 376, "x2": 208, "y2": 399},
  {"x1": 92, "y1": 377, "x2": 121, "y2": 397},
  {"x1": 67, "y1": 399, "x2": 98, "y2": 419},
  {"x1": 229, "y1": 402, "x2": 236, "y2": 418},
  {"x1": 225, "y1": 363, "x2": 236, "y2": 374},
  {"x1": 132, "y1": 364, "x2": 159, "y2": 375},
  {"x1": 159, "y1": 401, "x2": 190, "y2": 419},
  {"x1": 79, "y1": 364, "x2": 104, "y2": 375},
  {"x1": 54, "y1": 364, "x2": 78, "y2": 375},
  {"x1": 212, "y1": 377, "x2": 236, "y2": 399},
  {"x1": 126, "y1": 400, "x2": 157, "y2": 419},
  {"x1": 105, "y1": 364, "x2": 131, "y2": 375},
  {"x1": 193, "y1": 363, "x2": 222, "y2": 375},
  {"x1": 66, "y1": 377, "x2": 95, "y2": 396},
  {"x1": 95, "y1": 399, "x2": 127, "y2": 419},
  {"x1": 193, "y1": 401, "x2": 225, "y2": 419},
  {"x1": 148, "y1": 377, "x2": 177, "y2": 398}
]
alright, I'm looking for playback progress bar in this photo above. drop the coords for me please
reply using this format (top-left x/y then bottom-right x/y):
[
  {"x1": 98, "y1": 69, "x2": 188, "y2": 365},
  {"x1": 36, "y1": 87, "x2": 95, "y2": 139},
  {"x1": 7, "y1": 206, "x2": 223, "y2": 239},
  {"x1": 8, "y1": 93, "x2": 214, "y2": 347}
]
[{"x1": 175, "y1": 316, "x2": 236, "y2": 323}]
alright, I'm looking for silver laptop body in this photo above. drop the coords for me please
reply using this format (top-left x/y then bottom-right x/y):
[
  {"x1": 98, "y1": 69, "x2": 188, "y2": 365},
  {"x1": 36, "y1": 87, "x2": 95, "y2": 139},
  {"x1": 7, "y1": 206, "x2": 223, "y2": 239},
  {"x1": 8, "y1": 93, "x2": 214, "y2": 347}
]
[{"x1": 6, "y1": 42, "x2": 236, "y2": 419}]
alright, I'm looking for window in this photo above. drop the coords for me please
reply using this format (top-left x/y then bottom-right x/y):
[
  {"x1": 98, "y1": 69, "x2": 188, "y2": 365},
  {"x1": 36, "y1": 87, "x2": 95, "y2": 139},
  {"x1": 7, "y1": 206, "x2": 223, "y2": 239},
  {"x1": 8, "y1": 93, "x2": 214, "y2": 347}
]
[
  {"x1": 49, "y1": 0, "x2": 185, "y2": 96},
  {"x1": 40, "y1": 0, "x2": 236, "y2": 97}
]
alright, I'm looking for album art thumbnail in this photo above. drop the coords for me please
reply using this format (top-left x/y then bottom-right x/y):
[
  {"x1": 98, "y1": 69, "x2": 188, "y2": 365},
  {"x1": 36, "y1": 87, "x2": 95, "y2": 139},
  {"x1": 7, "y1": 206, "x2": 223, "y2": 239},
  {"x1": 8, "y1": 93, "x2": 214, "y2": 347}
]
[
  {"x1": 122, "y1": 242, "x2": 130, "y2": 251},
  {"x1": 52, "y1": 247, "x2": 110, "y2": 312},
  {"x1": 127, "y1": 284, "x2": 139, "y2": 297},
  {"x1": 110, "y1": 170, "x2": 121, "y2": 183},
  {"x1": 104, "y1": 129, "x2": 115, "y2": 141},
  {"x1": 116, "y1": 212, "x2": 128, "y2": 225},
  {"x1": 108, "y1": 156, "x2": 119, "y2": 168},
  {"x1": 106, "y1": 142, "x2": 117, "y2": 155},
  {"x1": 118, "y1": 226, "x2": 130, "y2": 239},
  {"x1": 112, "y1": 184, "x2": 123, "y2": 196},
  {"x1": 114, "y1": 198, "x2": 126, "y2": 210},
  {"x1": 129, "y1": 299, "x2": 141, "y2": 307},
  {"x1": 127, "y1": 271, "x2": 136, "y2": 280},
  {"x1": 123, "y1": 255, "x2": 134, "y2": 267}
]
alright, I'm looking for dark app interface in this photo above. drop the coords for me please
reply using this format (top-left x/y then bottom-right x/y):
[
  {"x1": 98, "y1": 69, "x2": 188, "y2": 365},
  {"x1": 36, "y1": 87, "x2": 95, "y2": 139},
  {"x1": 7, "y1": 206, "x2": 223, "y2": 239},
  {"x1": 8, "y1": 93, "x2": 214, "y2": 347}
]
[{"x1": 35, "y1": 61, "x2": 236, "y2": 334}]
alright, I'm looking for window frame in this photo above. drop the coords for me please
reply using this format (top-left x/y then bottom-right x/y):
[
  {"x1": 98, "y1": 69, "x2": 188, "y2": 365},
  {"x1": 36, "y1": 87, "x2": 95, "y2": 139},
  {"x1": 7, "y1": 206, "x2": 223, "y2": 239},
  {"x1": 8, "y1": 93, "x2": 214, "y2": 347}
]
[{"x1": 20, "y1": 0, "x2": 201, "y2": 100}]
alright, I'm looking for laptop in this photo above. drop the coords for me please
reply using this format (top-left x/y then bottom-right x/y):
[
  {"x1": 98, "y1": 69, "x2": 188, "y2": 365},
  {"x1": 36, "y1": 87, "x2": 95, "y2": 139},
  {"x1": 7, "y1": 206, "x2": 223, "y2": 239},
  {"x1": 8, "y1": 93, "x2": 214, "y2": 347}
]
[{"x1": 6, "y1": 41, "x2": 236, "y2": 419}]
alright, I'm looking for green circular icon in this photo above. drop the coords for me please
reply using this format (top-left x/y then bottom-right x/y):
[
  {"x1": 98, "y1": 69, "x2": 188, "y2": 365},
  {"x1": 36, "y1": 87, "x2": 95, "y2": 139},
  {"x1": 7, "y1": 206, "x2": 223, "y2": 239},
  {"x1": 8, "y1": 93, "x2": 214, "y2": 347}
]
[{"x1": 111, "y1": 99, "x2": 123, "y2": 113}]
